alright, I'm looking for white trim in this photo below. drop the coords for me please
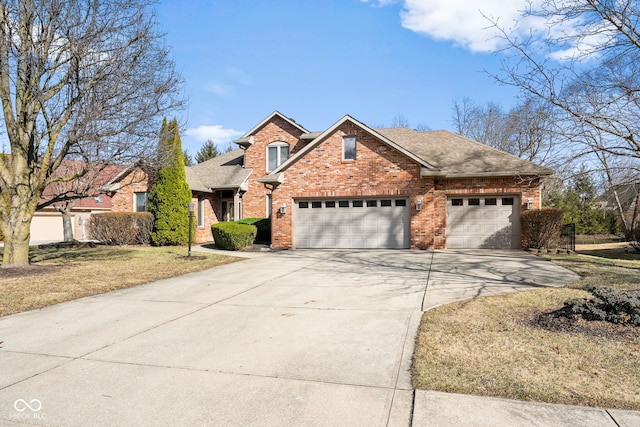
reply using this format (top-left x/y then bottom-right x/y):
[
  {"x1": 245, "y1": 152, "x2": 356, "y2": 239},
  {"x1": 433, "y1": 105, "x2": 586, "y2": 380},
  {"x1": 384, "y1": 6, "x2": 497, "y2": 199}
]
[
  {"x1": 197, "y1": 197, "x2": 205, "y2": 227},
  {"x1": 266, "y1": 141, "x2": 290, "y2": 172},
  {"x1": 342, "y1": 136, "x2": 356, "y2": 160}
]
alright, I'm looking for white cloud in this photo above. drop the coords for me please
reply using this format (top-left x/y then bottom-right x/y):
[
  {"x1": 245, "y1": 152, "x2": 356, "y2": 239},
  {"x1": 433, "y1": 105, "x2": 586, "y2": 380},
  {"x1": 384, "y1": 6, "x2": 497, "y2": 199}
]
[
  {"x1": 185, "y1": 125, "x2": 244, "y2": 144},
  {"x1": 360, "y1": 0, "x2": 398, "y2": 7},
  {"x1": 206, "y1": 82, "x2": 233, "y2": 96},
  {"x1": 399, "y1": 0, "x2": 533, "y2": 52},
  {"x1": 360, "y1": 0, "x2": 600, "y2": 60}
]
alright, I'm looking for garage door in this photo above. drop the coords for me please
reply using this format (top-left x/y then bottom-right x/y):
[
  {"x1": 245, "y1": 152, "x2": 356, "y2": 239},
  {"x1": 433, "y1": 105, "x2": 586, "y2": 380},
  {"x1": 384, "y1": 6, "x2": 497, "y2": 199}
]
[
  {"x1": 30, "y1": 214, "x2": 68, "y2": 243},
  {"x1": 294, "y1": 198, "x2": 410, "y2": 249},
  {"x1": 446, "y1": 196, "x2": 520, "y2": 249}
]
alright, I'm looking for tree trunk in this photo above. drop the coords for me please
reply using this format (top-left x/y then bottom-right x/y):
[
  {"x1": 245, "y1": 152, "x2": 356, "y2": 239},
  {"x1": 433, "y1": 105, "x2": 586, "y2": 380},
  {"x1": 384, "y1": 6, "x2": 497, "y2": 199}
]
[
  {"x1": 62, "y1": 211, "x2": 74, "y2": 242},
  {"x1": 2, "y1": 218, "x2": 32, "y2": 267}
]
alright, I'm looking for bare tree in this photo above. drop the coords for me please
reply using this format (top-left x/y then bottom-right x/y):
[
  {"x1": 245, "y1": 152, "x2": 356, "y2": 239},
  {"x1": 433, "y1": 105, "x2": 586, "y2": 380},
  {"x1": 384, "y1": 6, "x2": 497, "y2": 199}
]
[
  {"x1": 0, "y1": 0, "x2": 184, "y2": 266},
  {"x1": 451, "y1": 97, "x2": 558, "y2": 165},
  {"x1": 489, "y1": 0, "x2": 640, "y2": 245},
  {"x1": 389, "y1": 114, "x2": 411, "y2": 128}
]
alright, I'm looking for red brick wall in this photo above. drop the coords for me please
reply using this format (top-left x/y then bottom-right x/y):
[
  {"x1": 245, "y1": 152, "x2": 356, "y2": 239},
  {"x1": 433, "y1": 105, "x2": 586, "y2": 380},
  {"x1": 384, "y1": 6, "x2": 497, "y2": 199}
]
[
  {"x1": 110, "y1": 169, "x2": 149, "y2": 212},
  {"x1": 242, "y1": 117, "x2": 306, "y2": 218},
  {"x1": 192, "y1": 192, "x2": 222, "y2": 243},
  {"x1": 267, "y1": 121, "x2": 544, "y2": 250},
  {"x1": 270, "y1": 122, "x2": 434, "y2": 249}
]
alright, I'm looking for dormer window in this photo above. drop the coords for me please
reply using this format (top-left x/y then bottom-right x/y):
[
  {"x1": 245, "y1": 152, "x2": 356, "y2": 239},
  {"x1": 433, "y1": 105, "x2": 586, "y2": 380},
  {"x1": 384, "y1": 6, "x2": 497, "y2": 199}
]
[{"x1": 267, "y1": 141, "x2": 289, "y2": 172}]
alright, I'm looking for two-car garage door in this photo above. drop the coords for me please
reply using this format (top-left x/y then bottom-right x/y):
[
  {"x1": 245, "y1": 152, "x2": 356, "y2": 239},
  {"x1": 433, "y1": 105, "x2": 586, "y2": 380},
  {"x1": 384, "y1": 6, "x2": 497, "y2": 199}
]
[
  {"x1": 446, "y1": 196, "x2": 520, "y2": 249},
  {"x1": 294, "y1": 198, "x2": 410, "y2": 249}
]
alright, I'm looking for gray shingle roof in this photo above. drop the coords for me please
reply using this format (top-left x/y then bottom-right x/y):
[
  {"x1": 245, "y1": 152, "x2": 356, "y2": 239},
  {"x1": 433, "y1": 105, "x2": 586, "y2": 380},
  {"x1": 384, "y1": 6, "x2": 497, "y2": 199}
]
[
  {"x1": 376, "y1": 128, "x2": 553, "y2": 177},
  {"x1": 185, "y1": 149, "x2": 251, "y2": 191}
]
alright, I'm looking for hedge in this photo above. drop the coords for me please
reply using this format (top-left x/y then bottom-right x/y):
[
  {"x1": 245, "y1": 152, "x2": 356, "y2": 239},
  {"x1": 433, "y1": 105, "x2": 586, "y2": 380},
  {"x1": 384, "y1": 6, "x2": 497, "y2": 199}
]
[
  {"x1": 89, "y1": 212, "x2": 154, "y2": 245},
  {"x1": 236, "y1": 217, "x2": 271, "y2": 243},
  {"x1": 521, "y1": 208, "x2": 564, "y2": 249},
  {"x1": 212, "y1": 222, "x2": 257, "y2": 251}
]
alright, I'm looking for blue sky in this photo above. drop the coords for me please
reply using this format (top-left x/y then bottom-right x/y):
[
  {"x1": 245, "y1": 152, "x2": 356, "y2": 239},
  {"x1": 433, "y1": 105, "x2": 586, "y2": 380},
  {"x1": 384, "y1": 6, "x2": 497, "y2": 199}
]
[{"x1": 154, "y1": 0, "x2": 552, "y2": 155}]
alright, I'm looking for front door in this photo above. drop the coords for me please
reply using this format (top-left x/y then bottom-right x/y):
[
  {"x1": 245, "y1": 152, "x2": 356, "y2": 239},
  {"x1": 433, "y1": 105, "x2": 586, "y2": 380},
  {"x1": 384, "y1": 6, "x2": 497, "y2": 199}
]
[{"x1": 221, "y1": 200, "x2": 234, "y2": 222}]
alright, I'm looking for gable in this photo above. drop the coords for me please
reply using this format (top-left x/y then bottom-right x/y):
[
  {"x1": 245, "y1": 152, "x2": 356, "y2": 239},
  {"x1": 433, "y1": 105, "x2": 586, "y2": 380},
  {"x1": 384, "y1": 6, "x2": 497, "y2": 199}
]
[{"x1": 269, "y1": 115, "x2": 438, "y2": 176}]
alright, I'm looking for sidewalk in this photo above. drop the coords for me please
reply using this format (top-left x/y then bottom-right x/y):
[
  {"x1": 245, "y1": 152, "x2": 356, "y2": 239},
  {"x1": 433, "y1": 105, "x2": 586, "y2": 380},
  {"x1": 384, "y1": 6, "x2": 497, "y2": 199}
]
[{"x1": 413, "y1": 390, "x2": 640, "y2": 427}]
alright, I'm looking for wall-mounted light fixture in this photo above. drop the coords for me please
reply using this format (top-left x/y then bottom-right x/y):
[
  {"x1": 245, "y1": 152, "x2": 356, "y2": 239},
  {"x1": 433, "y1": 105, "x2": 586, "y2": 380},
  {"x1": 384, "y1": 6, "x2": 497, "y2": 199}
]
[
  {"x1": 526, "y1": 199, "x2": 534, "y2": 210},
  {"x1": 279, "y1": 204, "x2": 286, "y2": 214},
  {"x1": 416, "y1": 199, "x2": 423, "y2": 211}
]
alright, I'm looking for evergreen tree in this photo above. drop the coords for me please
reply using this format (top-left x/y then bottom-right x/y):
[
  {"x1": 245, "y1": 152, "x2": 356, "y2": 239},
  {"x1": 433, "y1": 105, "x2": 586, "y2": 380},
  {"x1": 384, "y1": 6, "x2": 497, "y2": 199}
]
[
  {"x1": 548, "y1": 170, "x2": 607, "y2": 235},
  {"x1": 183, "y1": 149, "x2": 194, "y2": 166},
  {"x1": 148, "y1": 118, "x2": 193, "y2": 246},
  {"x1": 195, "y1": 140, "x2": 221, "y2": 163}
]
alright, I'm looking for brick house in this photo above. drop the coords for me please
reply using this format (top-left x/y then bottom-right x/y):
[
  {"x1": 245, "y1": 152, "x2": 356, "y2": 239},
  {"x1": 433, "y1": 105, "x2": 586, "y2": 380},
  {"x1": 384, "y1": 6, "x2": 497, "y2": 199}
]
[{"x1": 190, "y1": 111, "x2": 553, "y2": 250}]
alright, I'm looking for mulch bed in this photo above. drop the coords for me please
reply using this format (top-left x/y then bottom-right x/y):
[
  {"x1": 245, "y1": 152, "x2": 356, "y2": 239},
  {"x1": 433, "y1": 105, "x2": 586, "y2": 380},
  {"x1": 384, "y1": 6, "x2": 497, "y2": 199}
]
[{"x1": 525, "y1": 308, "x2": 640, "y2": 341}]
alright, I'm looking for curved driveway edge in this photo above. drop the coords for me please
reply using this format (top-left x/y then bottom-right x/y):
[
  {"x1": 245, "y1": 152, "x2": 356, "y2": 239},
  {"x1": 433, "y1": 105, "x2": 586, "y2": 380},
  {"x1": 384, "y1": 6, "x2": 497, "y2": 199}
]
[{"x1": 0, "y1": 249, "x2": 592, "y2": 426}]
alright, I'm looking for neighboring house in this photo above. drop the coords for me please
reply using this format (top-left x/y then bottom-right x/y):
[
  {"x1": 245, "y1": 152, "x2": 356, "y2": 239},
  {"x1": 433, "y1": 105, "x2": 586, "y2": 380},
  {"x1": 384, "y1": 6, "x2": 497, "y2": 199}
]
[
  {"x1": 30, "y1": 164, "x2": 151, "y2": 243},
  {"x1": 186, "y1": 111, "x2": 553, "y2": 249},
  {"x1": 600, "y1": 181, "x2": 640, "y2": 226},
  {"x1": 32, "y1": 163, "x2": 128, "y2": 242}
]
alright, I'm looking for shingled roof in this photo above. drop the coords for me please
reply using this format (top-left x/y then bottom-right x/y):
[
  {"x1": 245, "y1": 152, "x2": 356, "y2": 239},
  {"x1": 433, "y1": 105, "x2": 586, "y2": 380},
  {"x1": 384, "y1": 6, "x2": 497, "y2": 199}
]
[
  {"x1": 185, "y1": 149, "x2": 251, "y2": 191},
  {"x1": 376, "y1": 128, "x2": 553, "y2": 177}
]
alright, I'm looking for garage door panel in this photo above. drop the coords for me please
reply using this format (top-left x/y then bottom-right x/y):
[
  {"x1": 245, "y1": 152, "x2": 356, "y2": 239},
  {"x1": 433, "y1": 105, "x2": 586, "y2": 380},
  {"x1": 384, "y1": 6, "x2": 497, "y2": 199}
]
[
  {"x1": 295, "y1": 198, "x2": 409, "y2": 249},
  {"x1": 447, "y1": 196, "x2": 520, "y2": 249}
]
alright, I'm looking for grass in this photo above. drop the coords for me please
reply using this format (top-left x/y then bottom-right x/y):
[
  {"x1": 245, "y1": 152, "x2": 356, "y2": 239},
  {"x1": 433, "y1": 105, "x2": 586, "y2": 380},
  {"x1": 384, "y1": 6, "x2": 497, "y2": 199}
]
[
  {"x1": 412, "y1": 249, "x2": 640, "y2": 410},
  {"x1": 0, "y1": 245, "x2": 242, "y2": 317}
]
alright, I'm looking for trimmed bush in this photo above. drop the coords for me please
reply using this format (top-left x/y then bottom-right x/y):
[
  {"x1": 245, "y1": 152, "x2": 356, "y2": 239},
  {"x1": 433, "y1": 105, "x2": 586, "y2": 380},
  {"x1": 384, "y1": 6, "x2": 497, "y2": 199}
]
[
  {"x1": 212, "y1": 222, "x2": 256, "y2": 251},
  {"x1": 563, "y1": 286, "x2": 640, "y2": 326},
  {"x1": 89, "y1": 212, "x2": 154, "y2": 245},
  {"x1": 236, "y1": 217, "x2": 271, "y2": 243},
  {"x1": 521, "y1": 208, "x2": 564, "y2": 249}
]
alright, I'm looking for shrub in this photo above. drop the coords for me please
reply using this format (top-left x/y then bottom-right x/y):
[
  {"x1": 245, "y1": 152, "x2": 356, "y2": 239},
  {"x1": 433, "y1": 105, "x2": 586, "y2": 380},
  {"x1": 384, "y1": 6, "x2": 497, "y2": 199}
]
[
  {"x1": 148, "y1": 118, "x2": 192, "y2": 246},
  {"x1": 236, "y1": 217, "x2": 271, "y2": 243},
  {"x1": 211, "y1": 222, "x2": 256, "y2": 251},
  {"x1": 563, "y1": 286, "x2": 640, "y2": 326},
  {"x1": 89, "y1": 212, "x2": 154, "y2": 245},
  {"x1": 521, "y1": 208, "x2": 564, "y2": 249}
]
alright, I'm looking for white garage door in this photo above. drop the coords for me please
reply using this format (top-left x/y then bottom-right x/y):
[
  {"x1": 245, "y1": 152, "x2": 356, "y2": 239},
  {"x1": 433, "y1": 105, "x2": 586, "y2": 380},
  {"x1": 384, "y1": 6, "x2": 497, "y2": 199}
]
[
  {"x1": 294, "y1": 198, "x2": 410, "y2": 249},
  {"x1": 447, "y1": 196, "x2": 520, "y2": 249},
  {"x1": 30, "y1": 214, "x2": 68, "y2": 243}
]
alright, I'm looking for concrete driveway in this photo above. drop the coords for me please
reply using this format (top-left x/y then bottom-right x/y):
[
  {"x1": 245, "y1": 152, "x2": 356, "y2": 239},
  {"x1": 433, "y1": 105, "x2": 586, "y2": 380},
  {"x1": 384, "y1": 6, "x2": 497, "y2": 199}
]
[{"x1": 0, "y1": 250, "x2": 578, "y2": 426}]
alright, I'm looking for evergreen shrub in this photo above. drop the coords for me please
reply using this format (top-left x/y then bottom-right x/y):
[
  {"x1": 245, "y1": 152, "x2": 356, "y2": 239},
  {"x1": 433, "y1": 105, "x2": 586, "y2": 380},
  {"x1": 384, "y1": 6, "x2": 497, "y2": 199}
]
[
  {"x1": 236, "y1": 217, "x2": 271, "y2": 243},
  {"x1": 211, "y1": 222, "x2": 256, "y2": 251}
]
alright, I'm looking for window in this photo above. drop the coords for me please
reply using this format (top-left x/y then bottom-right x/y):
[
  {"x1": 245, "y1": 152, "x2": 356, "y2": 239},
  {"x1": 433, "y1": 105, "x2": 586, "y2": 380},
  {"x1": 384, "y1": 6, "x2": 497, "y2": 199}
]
[
  {"x1": 451, "y1": 198, "x2": 463, "y2": 206},
  {"x1": 343, "y1": 136, "x2": 356, "y2": 160},
  {"x1": 502, "y1": 197, "x2": 514, "y2": 206},
  {"x1": 267, "y1": 142, "x2": 289, "y2": 172},
  {"x1": 352, "y1": 200, "x2": 363, "y2": 207},
  {"x1": 468, "y1": 198, "x2": 480, "y2": 206},
  {"x1": 395, "y1": 199, "x2": 407, "y2": 207},
  {"x1": 485, "y1": 198, "x2": 497, "y2": 206},
  {"x1": 338, "y1": 201, "x2": 349, "y2": 208},
  {"x1": 312, "y1": 201, "x2": 322, "y2": 208},
  {"x1": 135, "y1": 192, "x2": 148, "y2": 212},
  {"x1": 298, "y1": 201, "x2": 309, "y2": 209},
  {"x1": 325, "y1": 201, "x2": 336, "y2": 208},
  {"x1": 366, "y1": 200, "x2": 377, "y2": 207},
  {"x1": 197, "y1": 198, "x2": 205, "y2": 227},
  {"x1": 381, "y1": 199, "x2": 392, "y2": 207}
]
